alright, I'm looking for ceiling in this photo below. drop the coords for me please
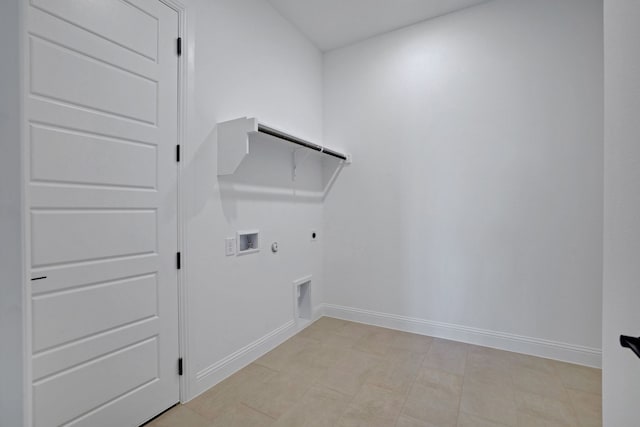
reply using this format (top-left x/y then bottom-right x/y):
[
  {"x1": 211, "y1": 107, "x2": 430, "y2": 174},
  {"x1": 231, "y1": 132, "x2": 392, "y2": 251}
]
[{"x1": 267, "y1": 0, "x2": 490, "y2": 51}]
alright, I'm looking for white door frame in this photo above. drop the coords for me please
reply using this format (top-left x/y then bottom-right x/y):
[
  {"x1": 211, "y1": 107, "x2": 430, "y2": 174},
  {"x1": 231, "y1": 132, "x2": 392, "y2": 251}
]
[
  {"x1": 19, "y1": 0, "x2": 191, "y2": 424},
  {"x1": 160, "y1": 0, "x2": 192, "y2": 405}
]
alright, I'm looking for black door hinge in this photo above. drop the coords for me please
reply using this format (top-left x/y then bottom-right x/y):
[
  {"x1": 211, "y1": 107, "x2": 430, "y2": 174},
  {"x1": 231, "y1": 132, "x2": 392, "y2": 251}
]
[
  {"x1": 178, "y1": 358, "x2": 183, "y2": 376},
  {"x1": 176, "y1": 252, "x2": 181, "y2": 270},
  {"x1": 176, "y1": 145, "x2": 181, "y2": 162},
  {"x1": 177, "y1": 37, "x2": 182, "y2": 56}
]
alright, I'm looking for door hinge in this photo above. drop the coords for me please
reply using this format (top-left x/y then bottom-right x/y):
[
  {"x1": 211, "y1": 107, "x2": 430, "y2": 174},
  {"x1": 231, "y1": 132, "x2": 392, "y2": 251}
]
[
  {"x1": 178, "y1": 358, "x2": 183, "y2": 376},
  {"x1": 176, "y1": 252, "x2": 181, "y2": 270},
  {"x1": 176, "y1": 144, "x2": 181, "y2": 162},
  {"x1": 177, "y1": 37, "x2": 182, "y2": 56}
]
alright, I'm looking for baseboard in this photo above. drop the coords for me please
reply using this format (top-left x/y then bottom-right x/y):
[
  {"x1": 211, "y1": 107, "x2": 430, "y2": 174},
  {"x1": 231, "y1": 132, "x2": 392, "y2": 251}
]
[
  {"x1": 321, "y1": 303, "x2": 602, "y2": 368},
  {"x1": 188, "y1": 303, "x2": 601, "y2": 401},
  {"x1": 190, "y1": 306, "x2": 324, "y2": 400}
]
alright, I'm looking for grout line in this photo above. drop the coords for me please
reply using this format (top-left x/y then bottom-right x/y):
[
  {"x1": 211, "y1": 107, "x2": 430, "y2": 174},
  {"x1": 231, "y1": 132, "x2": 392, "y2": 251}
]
[
  {"x1": 394, "y1": 342, "x2": 429, "y2": 426},
  {"x1": 333, "y1": 391, "x2": 356, "y2": 427},
  {"x1": 238, "y1": 402, "x2": 277, "y2": 421},
  {"x1": 455, "y1": 345, "x2": 471, "y2": 427}
]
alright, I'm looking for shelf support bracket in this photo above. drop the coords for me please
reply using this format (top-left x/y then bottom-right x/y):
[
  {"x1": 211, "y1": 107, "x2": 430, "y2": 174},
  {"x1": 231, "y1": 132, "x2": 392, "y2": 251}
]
[{"x1": 292, "y1": 148, "x2": 312, "y2": 181}]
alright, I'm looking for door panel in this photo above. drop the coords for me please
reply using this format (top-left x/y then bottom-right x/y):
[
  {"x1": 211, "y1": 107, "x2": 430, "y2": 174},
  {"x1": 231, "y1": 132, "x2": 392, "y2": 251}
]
[
  {"x1": 33, "y1": 339, "x2": 159, "y2": 427},
  {"x1": 32, "y1": 317, "x2": 159, "y2": 381},
  {"x1": 31, "y1": 210, "x2": 157, "y2": 266},
  {"x1": 30, "y1": 0, "x2": 159, "y2": 61},
  {"x1": 30, "y1": 38, "x2": 158, "y2": 124},
  {"x1": 27, "y1": 0, "x2": 180, "y2": 425},
  {"x1": 32, "y1": 274, "x2": 158, "y2": 351},
  {"x1": 31, "y1": 126, "x2": 157, "y2": 188},
  {"x1": 27, "y1": 7, "x2": 158, "y2": 79}
]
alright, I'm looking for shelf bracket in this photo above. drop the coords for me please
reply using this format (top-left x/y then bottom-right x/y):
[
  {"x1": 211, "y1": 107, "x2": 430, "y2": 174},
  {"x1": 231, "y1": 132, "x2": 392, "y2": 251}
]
[
  {"x1": 217, "y1": 117, "x2": 257, "y2": 176},
  {"x1": 292, "y1": 148, "x2": 312, "y2": 181}
]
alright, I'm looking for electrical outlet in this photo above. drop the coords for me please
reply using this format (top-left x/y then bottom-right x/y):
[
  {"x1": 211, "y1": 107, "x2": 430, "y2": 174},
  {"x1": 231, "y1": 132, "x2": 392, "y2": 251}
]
[{"x1": 225, "y1": 237, "x2": 236, "y2": 256}]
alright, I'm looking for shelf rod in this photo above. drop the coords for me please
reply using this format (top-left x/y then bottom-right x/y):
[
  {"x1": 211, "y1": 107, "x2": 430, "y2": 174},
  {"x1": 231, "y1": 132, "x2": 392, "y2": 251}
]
[{"x1": 257, "y1": 123, "x2": 347, "y2": 161}]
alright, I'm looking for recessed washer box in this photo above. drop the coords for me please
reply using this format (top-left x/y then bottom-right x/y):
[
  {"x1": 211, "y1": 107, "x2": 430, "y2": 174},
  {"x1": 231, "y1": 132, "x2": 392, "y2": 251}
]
[{"x1": 236, "y1": 230, "x2": 259, "y2": 255}]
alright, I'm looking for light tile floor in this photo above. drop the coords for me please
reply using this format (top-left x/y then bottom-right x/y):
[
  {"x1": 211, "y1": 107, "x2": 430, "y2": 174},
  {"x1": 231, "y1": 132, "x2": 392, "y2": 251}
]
[{"x1": 148, "y1": 317, "x2": 602, "y2": 427}]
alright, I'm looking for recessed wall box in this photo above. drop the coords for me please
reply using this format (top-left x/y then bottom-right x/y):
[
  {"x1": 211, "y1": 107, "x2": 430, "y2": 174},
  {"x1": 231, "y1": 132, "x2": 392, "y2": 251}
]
[
  {"x1": 236, "y1": 230, "x2": 259, "y2": 255},
  {"x1": 293, "y1": 276, "x2": 312, "y2": 326}
]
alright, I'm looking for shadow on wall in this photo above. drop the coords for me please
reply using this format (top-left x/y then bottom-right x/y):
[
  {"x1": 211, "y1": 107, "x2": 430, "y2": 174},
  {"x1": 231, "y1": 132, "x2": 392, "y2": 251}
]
[{"x1": 186, "y1": 124, "x2": 345, "y2": 223}]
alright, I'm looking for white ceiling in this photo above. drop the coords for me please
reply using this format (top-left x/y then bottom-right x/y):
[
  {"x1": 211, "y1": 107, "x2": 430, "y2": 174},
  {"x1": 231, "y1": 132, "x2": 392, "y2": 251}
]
[{"x1": 267, "y1": 0, "x2": 490, "y2": 51}]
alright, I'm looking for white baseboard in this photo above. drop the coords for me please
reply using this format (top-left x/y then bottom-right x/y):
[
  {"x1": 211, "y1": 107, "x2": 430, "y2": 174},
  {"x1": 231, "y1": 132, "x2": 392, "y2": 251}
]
[
  {"x1": 321, "y1": 303, "x2": 601, "y2": 368},
  {"x1": 190, "y1": 306, "x2": 324, "y2": 400},
  {"x1": 189, "y1": 303, "x2": 601, "y2": 401}
]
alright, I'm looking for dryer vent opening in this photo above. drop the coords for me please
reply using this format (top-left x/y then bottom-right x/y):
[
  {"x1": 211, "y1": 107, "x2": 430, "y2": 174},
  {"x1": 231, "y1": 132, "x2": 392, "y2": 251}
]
[{"x1": 294, "y1": 278, "x2": 311, "y2": 325}]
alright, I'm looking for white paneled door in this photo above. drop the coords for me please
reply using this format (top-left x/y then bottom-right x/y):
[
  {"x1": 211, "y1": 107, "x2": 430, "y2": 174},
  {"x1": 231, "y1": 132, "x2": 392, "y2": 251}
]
[{"x1": 27, "y1": 1, "x2": 180, "y2": 426}]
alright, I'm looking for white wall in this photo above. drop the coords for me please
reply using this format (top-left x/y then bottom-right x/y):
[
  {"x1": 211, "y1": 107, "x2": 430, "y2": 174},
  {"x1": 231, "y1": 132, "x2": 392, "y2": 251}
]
[
  {"x1": 183, "y1": 0, "x2": 325, "y2": 398},
  {"x1": 323, "y1": 0, "x2": 603, "y2": 365},
  {"x1": 603, "y1": 0, "x2": 640, "y2": 424},
  {"x1": 0, "y1": 0, "x2": 25, "y2": 425}
]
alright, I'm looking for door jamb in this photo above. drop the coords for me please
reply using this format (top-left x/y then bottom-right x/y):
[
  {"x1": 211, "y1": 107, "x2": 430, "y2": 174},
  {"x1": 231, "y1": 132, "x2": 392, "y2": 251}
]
[
  {"x1": 158, "y1": 0, "x2": 190, "y2": 403},
  {"x1": 20, "y1": 0, "x2": 31, "y2": 423}
]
